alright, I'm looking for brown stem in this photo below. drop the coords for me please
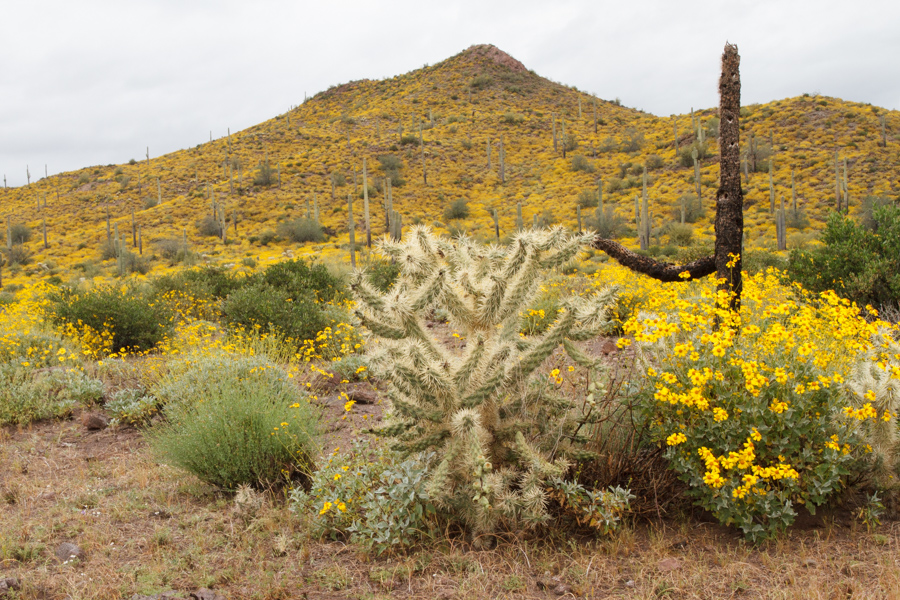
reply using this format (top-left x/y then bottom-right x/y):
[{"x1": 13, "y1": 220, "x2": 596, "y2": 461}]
[{"x1": 590, "y1": 237, "x2": 715, "y2": 282}]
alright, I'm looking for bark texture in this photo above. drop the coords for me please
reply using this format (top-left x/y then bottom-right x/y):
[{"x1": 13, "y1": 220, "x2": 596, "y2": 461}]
[
  {"x1": 715, "y1": 43, "x2": 743, "y2": 312},
  {"x1": 590, "y1": 43, "x2": 744, "y2": 312}
]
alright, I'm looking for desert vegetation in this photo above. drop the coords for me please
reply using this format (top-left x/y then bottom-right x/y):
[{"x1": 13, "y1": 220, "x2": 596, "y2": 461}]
[{"x1": 1, "y1": 43, "x2": 900, "y2": 600}]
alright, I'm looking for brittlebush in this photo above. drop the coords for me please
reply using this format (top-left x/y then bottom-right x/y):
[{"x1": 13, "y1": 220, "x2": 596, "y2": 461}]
[{"x1": 626, "y1": 266, "x2": 899, "y2": 541}]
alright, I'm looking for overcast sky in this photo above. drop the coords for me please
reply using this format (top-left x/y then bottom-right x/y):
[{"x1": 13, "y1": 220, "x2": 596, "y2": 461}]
[{"x1": 2, "y1": 0, "x2": 898, "y2": 187}]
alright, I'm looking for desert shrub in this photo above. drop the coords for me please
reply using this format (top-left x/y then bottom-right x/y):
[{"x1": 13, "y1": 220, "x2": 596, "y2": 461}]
[
  {"x1": 152, "y1": 266, "x2": 242, "y2": 302},
  {"x1": 249, "y1": 258, "x2": 344, "y2": 303},
  {"x1": 149, "y1": 353, "x2": 319, "y2": 490},
  {"x1": 155, "y1": 238, "x2": 186, "y2": 261},
  {"x1": 576, "y1": 190, "x2": 598, "y2": 208},
  {"x1": 674, "y1": 194, "x2": 706, "y2": 223},
  {"x1": 291, "y1": 440, "x2": 435, "y2": 553},
  {"x1": 470, "y1": 74, "x2": 492, "y2": 89},
  {"x1": 0, "y1": 364, "x2": 103, "y2": 426},
  {"x1": 667, "y1": 222, "x2": 694, "y2": 247},
  {"x1": 860, "y1": 196, "x2": 894, "y2": 231},
  {"x1": 628, "y1": 270, "x2": 889, "y2": 541},
  {"x1": 277, "y1": 218, "x2": 325, "y2": 243},
  {"x1": 563, "y1": 133, "x2": 578, "y2": 152},
  {"x1": 8, "y1": 223, "x2": 31, "y2": 245},
  {"x1": 598, "y1": 136, "x2": 619, "y2": 153},
  {"x1": 442, "y1": 199, "x2": 469, "y2": 221},
  {"x1": 743, "y1": 249, "x2": 786, "y2": 274},
  {"x1": 785, "y1": 209, "x2": 810, "y2": 230},
  {"x1": 705, "y1": 117, "x2": 720, "y2": 139},
  {"x1": 5, "y1": 245, "x2": 31, "y2": 266},
  {"x1": 585, "y1": 207, "x2": 627, "y2": 239},
  {"x1": 679, "y1": 142, "x2": 710, "y2": 167},
  {"x1": 619, "y1": 128, "x2": 644, "y2": 152},
  {"x1": 500, "y1": 112, "x2": 524, "y2": 125},
  {"x1": 253, "y1": 161, "x2": 275, "y2": 187},
  {"x1": 352, "y1": 226, "x2": 627, "y2": 536},
  {"x1": 46, "y1": 284, "x2": 173, "y2": 357},
  {"x1": 377, "y1": 154, "x2": 405, "y2": 187},
  {"x1": 197, "y1": 215, "x2": 223, "y2": 237},
  {"x1": 364, "y1": 258, "x2": 401, "y2": 292},
  {"x1": 400, "y1": 134, "x2": 420, "y2": 146},
  {"x1": 105, "y1": 387, "x2": 160, "y2": 427},
  {"x1": 645, "y1": 154, "x2": 664, "y2": 170},
  {"x1": 787, "y1": 205, "x2": 900, "y2": 309},
  {"x1": 221, "y1": 283, "x2": 327, "y2": 346},
  {"x1": 142, "y1": 196, "x2": 158, "y2": 210},
  {"x1": 570, "y1": 155, "x2": 595, "y2": 173}
]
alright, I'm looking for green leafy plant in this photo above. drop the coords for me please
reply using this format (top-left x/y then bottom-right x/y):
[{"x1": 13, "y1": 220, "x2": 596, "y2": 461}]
[
  {"x1": 0, "y1": 365, "x2": 103, "y2": 426},
  {"x1": 149, "y1": 353, "x2": 319, "y2": 490},
  {"x1": 277, "y1": 218, "x2": 325, "y2": 243},
  {"x1": 351, "y1": 226, "x2": 620, "y2": 535},
  {"x1": 47, "y1": 283, "x2": 174, "y2": 356},
  {"x1": 788, "y1": 205, "x2": 900, "y2": 310}
]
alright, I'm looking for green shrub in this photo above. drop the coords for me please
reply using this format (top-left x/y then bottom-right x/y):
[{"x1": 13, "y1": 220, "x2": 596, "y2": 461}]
[
  {"x1": 197, "y1": 215, "x2": 223, "y2": 237},
  {"x1": 399, "y1": 134, "x2": 420, "y2": 146},
  {"x1": 0, "y1": 365, "x2": 103, "y2": 426},
  {"x1": 105, "y1": 387, "x2": 160, "y2": 427},
  {"x1": 253, "y1": 161, "x2": 275, "y2": 187},
  {"x1": 47, "y1": 284, "x2": 174, "y2": 356},
  {"x1": 787, "y1": 205, "x2": 900, "y2": 309},
  {"x1": 277, "y1": 218, "x2": 325, "y2": 243},
  {"x1": 585, "y1": 207, "x2": 627, "y2": 239},
  {"x1": 470, "y1": 74, "x2": 492, "y2": 89},
  {"x1": 442, "y1": 199, "x2": 469, "y2": 221},
  {"x1": 679, "y1": 142, "x2": 710, "y2": 167},
  {"x1": 352, "y1": 227, "x2": 622, "y2": 536},
  {"x1": 290, "y1": 440, "x2": 435, "y2": 554},
  {"x1": 8, "y1": 223, "x2": 31, "y2": 245},
  {"x1": 222, "y1": 283, "x2": 327, "y2": 345},
  {"x1": 645, "y1": 154, "x2": 664, "y2": 170},
  {"x1": 377, "y1": 155, "x2": 405, "y2": 187},
  {"x1": 576, "y1": 190, "x2": 598, "y2": 208},
  {"x1": 500, "y1": 112, "x2": 524, "y2": 125},
  {"x1": 570, "y1": 155, "x2": 595, "y2": 173},
  {"x1": 629, "y1": 277, "x2": 885, "y2": 541},
  {"x1": 667, "y1": 222, "x2": 694, "y2": 247},
  {"x1": 250, "y1": 258, "x2": 344, "y2": 303},
  {"x1": 364, "y1": 258, "x2": 401, "y2": 292},
  {"x1": 4, "y1": 245, "x2": 31, "y2": 266},
  {"x1": 148, "y1": 353, "x2": 319, "y2": 490},
  {"x1": 152, "y1": 266, "x2": 242, "y2": 302},
  {"x1": 674, "y1": 194, "x2": 706, "y2": 223}
]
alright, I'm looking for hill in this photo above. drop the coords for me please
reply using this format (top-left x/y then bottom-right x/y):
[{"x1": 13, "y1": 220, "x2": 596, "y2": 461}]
[{"x1": 1, "y1": 44, "x2": 898, "y2": 283}]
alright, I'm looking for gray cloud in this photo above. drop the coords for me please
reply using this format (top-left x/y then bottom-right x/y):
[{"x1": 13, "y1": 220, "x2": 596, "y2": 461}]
[{"x1": 2, "y1": 0, "x2": 898, "y2": 186}]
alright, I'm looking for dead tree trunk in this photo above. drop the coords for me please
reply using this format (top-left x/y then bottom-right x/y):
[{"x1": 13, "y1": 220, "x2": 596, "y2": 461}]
[{"x1": 591, "y1": 43, "x2": 744, "y2": 310}]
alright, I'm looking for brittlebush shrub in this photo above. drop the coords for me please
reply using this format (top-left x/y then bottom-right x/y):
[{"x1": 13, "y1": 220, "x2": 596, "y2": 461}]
[
  {"x1": 628, "y1": 268, "x2": 896, "y2": 541},
  {"x1": 47, "y1": 284, "x2": 174, "y2": 357},
  {"x1": 148, "y1": 353, "x2": 319, "y2": 490}
]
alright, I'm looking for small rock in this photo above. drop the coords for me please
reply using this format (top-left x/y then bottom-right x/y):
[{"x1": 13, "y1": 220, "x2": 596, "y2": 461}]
[
  {"x1": 601, "y1": 339, "x2": 619, "y2": 355},
  {"x1": 345, "y1": 384, "x2": 377, "y2": 405},
  {"x1": 55, "y1": 541, "x2": 84, "y2": 563},
  {"x1": 81, "y1": 412, "x2": 109, "y2": 431},
  {"x1": 190, "y1": 589, "x2": 228, "y2": 600},
  {"x1": 657, "y1": 557, "x2": 682, "y2": 572},
  {"x1": 0, "y1": 578, "x2": 22, "y2": 596},
  {"x1": 624, "y1": 580, "x2": 635, "y2": 588}
]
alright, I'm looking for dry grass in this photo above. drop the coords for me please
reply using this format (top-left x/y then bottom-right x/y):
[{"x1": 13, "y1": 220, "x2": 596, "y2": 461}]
[{"x1": 2, "y1": 414, "x2": 900, "y2": 600}]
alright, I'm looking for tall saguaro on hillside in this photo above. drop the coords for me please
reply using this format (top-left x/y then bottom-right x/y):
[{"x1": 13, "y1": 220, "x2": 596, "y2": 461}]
[{"x1": 591, "y1": 43, "x2": 744, "y2": 311}]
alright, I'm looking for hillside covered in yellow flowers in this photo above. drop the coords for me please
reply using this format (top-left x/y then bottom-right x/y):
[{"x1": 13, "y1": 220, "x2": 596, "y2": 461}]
[{"x1": 1, "y1": 44, "x2": 898, "y2": 283}]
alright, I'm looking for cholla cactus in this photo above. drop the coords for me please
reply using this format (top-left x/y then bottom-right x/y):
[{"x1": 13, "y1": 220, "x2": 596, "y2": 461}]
[
  {"x1": 846, "y1": 333, "x2": 900, "y2": 479},
  {"x1": 351, "y1": 226, "x2": 616, "y2": 534}
]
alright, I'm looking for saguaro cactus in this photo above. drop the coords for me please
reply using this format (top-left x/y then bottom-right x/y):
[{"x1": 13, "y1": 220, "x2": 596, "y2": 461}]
[{"x1": 363, "y1": 158, "x2": 372, "y2": 247}]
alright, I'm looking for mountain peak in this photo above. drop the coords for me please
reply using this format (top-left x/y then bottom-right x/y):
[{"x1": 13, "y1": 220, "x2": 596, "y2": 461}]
[{"x1": 461, "y1": 44, "x2": 527, "y2": 73}]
